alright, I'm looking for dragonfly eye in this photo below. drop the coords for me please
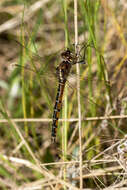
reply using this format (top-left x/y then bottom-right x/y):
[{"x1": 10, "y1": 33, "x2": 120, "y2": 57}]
[
  {"x1": 61, "y1": 49, "x2": 71, "y2": 57},
  {"x1": 66, "y1": 49, "x2": 71, "y2": 54}
]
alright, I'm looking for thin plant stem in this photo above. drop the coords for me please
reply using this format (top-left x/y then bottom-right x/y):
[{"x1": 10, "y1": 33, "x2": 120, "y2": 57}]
[
  {"x1": 62, "y1": 0, "x2": 69, "y2": 189},
  {"x1": 74, "y1": 0, "x2": 83, "y2": 189},
  {"x1": 20, "y1": 12, "x2": 28, "y2": 136}
]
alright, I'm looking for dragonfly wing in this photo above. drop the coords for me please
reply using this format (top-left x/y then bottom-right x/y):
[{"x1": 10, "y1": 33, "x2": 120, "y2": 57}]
[
  {"x1": 8, "y1": 43, "x2": 61, "y2": 112},
  {"x1": 66, "y1": 69, "x2": 113, "y2": 117},
  {"x1": 11, "y1": 40, "x2": 63, "y2": 78}
]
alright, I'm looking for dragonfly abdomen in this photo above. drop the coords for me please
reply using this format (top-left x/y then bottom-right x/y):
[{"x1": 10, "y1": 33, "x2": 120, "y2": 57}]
[{"x1": 51, "y1": 81, "x2": 66, "y2": 142}]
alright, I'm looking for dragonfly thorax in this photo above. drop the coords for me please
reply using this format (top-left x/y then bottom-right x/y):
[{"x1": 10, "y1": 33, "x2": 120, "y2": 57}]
[{"x1": 56, "y1": 61, "x2": 72, "y2": 81}]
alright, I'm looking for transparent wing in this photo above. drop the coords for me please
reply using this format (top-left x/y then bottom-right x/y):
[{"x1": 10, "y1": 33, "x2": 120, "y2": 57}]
[
  {"x1": 10, "y1": 40, "x2": 111, "y2": 85},
  {"x1": 8, "y1": 40, "x2": 113, "y2": 115},
  {"x1": 10, "y1": 40, "x2": 62, "y2": 79}
]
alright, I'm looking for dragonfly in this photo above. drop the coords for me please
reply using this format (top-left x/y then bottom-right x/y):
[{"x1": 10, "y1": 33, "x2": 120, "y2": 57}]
[
  {"x1": 51, "y1": 49, "x2": 85, "y2": 142},
  {"x1": 10, "y1": 41, "x2": 112, "y2": 142}
]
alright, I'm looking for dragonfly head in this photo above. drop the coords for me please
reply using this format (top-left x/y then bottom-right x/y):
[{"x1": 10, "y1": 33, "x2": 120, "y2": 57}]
[
  {"x1": 61, "y1": 48, "x2": 86, "y2": 65},
  {"x1": 61, "y1": 48, "x2": 77, "y2": 63}
]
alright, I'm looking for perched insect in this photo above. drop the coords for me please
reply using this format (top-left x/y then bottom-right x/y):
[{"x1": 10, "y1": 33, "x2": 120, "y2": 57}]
[
  {"x1": 10, "y1": 41, "x2": 112, "y2": 143},
  {"x1": 51, "y1": 49, "x2": 85, "y2": 142}
]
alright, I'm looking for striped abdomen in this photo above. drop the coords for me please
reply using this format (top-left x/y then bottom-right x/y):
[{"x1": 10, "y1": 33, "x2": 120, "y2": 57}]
[{"x1": 51, "y1": 80, "x2": 66, "y2": 142}]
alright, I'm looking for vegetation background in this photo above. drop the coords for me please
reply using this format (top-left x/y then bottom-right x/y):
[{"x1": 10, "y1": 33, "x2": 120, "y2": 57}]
[{"x1": 0, "y1": 0, "x2": 127, "y2": 189}]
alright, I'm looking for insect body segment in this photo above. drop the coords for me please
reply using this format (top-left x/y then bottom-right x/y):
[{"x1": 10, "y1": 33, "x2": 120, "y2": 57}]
[{"x1": 51, "y1": 82, "x2": 65, "y2": 142}]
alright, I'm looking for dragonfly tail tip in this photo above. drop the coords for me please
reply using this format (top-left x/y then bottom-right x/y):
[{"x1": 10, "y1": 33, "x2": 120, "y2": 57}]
[{"x1": 51, "y1": 137, "x2": 56, "y2": 143}]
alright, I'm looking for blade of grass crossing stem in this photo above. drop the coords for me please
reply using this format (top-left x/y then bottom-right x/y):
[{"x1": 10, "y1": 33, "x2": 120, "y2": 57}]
[
  {"x1": 87, "y1": 44, "x2": 96, "y2": 116},
  {"x1": 23, "y1": 10, "x2": 43, "y2": 149},
  {"x1": 19, "y1": 14, "x2": 28, "y2": 136},
  {"x1": 61, "y1": 0, "x2": 69, "y2": 188},
  {"x1": 18, "y1": 24, "x2": 36, "y2": 159},
  {"x1": 62, "y1": 86, "x2": 68, "y2": 158}
]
